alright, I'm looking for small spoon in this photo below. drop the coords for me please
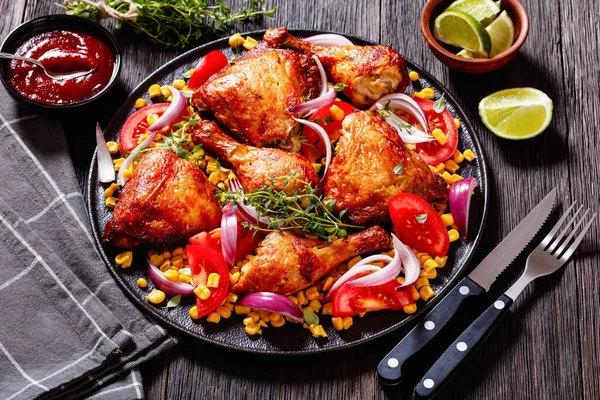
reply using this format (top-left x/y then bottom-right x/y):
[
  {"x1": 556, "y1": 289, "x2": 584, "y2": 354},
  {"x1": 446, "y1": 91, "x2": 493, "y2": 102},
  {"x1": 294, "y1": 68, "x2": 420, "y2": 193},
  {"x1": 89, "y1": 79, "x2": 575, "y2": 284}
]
[{"x1": 0, "y1": 51, "x2": 97, "y2": 80}]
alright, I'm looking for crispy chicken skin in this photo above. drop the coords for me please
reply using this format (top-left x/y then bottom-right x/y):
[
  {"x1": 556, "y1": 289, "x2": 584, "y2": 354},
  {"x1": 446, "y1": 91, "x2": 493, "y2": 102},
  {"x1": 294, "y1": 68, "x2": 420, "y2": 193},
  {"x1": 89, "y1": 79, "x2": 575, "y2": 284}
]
[
  {"x1": 232, "y1": 226, "x2": 390, "y2": 295},
  {"x1": 191, "y1": 120, "x2": 320, "y2": 194},
  {"x1": 192, "y1": 43, "x2": 320, "y2": 148},
  {"x1": 263, "y1": 27, "x2": 409, "y2": 108},
  {"x1": 324, "y1": 111, "x2": 448, "y2": 225},
  {"x1": 103, "y1": 149, "x2": 222, "y2": 249}
]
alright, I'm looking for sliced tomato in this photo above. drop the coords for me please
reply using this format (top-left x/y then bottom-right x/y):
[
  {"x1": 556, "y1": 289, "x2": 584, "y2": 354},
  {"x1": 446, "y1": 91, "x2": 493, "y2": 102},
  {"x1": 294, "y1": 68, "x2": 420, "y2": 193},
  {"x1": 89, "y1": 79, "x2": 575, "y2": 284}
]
[
  {"x1": 186, "y1": 245, "x2": 229, "y2": 318},
  {"x1": 413, "y1": 96, "x2": 459, "y2": 165},
  {"x1": 189, "y1": 224, "x2": 262, "y2": 263},
  {"x1": 301, "y1": 100, "x2": 355, "y2": 162},
  {"x1": 389, "y1": 193, "x2": 450, "y2": 257},
  {"x1": 332, "y1": 278, "x2": 414, "y2": 317},
  {"x1": 119, "y1": 103, "x2": 189, "y2": 156},
  {"x1": 187, "y1": 50, "x2": 229, "y2": 89}
]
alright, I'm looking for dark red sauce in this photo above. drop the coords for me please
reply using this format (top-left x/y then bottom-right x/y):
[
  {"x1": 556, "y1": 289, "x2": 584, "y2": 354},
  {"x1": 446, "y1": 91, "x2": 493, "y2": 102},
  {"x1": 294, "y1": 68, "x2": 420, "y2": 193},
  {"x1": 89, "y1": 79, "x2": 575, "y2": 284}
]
[{"x1": 7, "y1": 30, "x2": 114, "y2": 105}]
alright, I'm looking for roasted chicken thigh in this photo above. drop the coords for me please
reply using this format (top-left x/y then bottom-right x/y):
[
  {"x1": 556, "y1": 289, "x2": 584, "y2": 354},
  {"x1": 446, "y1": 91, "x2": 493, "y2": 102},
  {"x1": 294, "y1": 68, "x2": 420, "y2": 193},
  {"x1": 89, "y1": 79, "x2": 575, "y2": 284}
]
[
  {"x1": 192, "y1": 43, "x2": 320, "y2": 149},
  {"x1": 324, "y1": 111, "x2": 448, "y2": 225},
  {"x1": 103, "y1": 149, "x2": 222, "y2": 249},
  {"x1": 263, "y1": 27, "x2": 409, "y2": 108},
  {"x1": 191, "y1": 119, "x2": 320, "y2": 194},
  {"x1": 232, "y1": 226, "x2": 390, "y2": 295}
]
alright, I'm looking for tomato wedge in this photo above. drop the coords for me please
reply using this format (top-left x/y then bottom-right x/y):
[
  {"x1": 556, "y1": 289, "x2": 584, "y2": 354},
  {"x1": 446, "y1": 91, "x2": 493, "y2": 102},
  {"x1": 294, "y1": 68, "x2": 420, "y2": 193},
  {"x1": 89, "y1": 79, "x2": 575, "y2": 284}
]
[
  {"x1": 413, "y1": 96, "x2": 458, "y2": 165},
  {"x1": 187, "y1": 50, "x2": 229, "y2": 89},
  {"x1": 186, "y1": 245, "x2": 229, "y2": 318},
  {"x1": 301, "y1": 101, "x2": 355, "y2": 162},
  {"x1": 332, "y1": 278, "x2": 414, "y2": 317},
  {"x1": 119, "y1": 103, "x2": 189, "y2": 156},
  {"x1": 389, "y1": 193, "x2": 450, "y2": 257},
  {"x1": 189, "y1": 224, "x2": 263, "y2": 263}
]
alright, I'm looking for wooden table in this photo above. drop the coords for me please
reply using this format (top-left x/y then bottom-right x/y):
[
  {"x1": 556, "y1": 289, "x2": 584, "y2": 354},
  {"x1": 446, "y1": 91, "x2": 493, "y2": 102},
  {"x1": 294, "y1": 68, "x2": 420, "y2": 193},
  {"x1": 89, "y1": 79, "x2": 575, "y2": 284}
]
[{"x1": 2, "y1": 0, "x2": 599, "y2": 398}]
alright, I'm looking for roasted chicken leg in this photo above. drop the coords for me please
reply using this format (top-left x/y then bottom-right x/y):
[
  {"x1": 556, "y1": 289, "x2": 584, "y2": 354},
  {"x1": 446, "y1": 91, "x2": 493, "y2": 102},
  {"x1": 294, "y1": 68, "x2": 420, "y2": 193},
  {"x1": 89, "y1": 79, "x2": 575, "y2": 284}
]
[
  {"x1": 231, "y1": 226, "x2": 391, "y2": 295},
  {"x1": 264, "y1": 27, "x2": 409, "y2": 108},
  {"x1": 191, "y1": 120, "x2": 320, "y2": 194},
  {"x1": 103, "y1": 149, "x2": 222, "y2": 249},
  {"x1": 192, "y1": 43, "x2": 320, "y2": 149},
  {"x1": 324, "y1": 111, "x2": 448, "y2": 225}
]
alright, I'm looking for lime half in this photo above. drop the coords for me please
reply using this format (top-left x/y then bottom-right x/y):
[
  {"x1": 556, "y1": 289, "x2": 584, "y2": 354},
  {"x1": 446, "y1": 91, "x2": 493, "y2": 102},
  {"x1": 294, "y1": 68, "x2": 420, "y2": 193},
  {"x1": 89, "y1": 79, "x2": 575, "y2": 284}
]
[
  {"x1": 486, "y1": 10, "x2": 515, "y2": 56},
  {"x1": 445, "y1": 0, "x2": 501, "y2": 26},
  {"x1": 479, "y1": 88, "x2": 553, "y2": 140},
  {"x1": 433, "y1": 11, "x2": 492, "y2": 56}
]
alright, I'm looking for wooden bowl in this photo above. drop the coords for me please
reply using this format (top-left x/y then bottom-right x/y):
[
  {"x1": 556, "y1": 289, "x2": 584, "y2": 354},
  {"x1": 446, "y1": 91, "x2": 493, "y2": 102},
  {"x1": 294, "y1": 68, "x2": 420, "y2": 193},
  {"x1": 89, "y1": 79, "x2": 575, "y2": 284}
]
[{"x1": 421, "y1": 0, "x2": 529, "y2": 73}]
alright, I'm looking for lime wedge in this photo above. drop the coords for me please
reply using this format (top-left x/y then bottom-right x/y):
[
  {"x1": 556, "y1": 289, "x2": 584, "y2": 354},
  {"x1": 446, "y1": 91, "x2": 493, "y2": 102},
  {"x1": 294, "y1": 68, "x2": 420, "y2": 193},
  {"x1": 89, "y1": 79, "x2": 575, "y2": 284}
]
[
  {"x1": 445, "y1": 0, "x2": 501, "y2": 26},
  {"x1": 433, "y1": 11, "x2": 492, "y2": 56},
  {"x1": 456, "y1": 49, "x2": 475, "y2": 58},
  {"x1": 479, "y1": 88, "x2": 553, "y2": 140},
  {"x1": 486, "y1": 10, "x2": 515, "y2": 56}
]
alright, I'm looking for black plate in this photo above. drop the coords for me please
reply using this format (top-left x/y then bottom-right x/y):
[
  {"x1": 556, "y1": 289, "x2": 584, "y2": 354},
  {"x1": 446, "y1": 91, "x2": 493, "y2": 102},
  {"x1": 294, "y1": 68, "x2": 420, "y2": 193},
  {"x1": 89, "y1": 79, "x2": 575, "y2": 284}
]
[{"x1": 86, "y1": 30, "x2": 489, "y2": 355}]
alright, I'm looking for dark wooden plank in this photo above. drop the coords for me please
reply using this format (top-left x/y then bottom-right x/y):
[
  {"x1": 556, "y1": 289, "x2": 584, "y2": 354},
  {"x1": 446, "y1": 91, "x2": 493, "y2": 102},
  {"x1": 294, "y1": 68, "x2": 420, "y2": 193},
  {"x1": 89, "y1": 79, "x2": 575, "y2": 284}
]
[{"x1": 0, "y1": 0, "x2": 26, "y2": 37}]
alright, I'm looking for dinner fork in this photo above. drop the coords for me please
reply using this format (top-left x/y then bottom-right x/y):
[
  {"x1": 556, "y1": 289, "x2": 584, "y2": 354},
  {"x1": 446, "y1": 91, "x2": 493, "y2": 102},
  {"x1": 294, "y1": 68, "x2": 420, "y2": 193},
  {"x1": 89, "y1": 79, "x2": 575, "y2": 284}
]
[{"x1": 413, "y1": 203, "x2": 597, "y2": 399}]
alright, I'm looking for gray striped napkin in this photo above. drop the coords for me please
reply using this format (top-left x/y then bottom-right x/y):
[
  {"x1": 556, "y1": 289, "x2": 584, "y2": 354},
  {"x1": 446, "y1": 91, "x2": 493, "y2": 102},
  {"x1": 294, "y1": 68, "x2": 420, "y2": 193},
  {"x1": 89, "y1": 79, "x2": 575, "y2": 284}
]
[{"x1": 0, "y1": 87, "x2": 177, "y2": 399}]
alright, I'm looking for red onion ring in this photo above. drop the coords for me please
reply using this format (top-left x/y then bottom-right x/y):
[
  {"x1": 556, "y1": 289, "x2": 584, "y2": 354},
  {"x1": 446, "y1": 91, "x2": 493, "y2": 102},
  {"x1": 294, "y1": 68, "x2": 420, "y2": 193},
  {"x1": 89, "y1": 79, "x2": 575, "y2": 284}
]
[
  {"x1": 147, "y1": 259, "x2": 194, "y2": 296},
  {"x1": 313, "y1": 55, "x2": 328, "y2": 97},
  {"x1": 95, "y1": 122, "x2": 115, "y2": 183},
  {"x1": 147, "y1": 86, "x2": 187, "y2": 133},
  {"x1": 237, "y1": 292, "x2": 304, "y2": 323},
  {"x1": 228, "y1": 177, "x2": 275, "y2": 228},
  {"x1": 117, "y1": 130, "x2": 157, "y2": 186},
  {"x1": 304, "y1": 34, "x2": 354, "y2": 46},
  {"x1": 289, "y1": 88, "x2": 336, "y2": 114},
  {"x1": 220, "y1": 203, "x2": 237, "y2": 266},
  {"x1": 374, "y1": 103, "x2": 435, "y2": 144},
  {"x1": 449, "y1": 177, "x2": 479, "y2": 240},
  {"x1": 371, "y1": 93, "x2": 430, "y2": 132},
  {"x1": 293, "y1": 117, "x2": 332, "y2": 179}
]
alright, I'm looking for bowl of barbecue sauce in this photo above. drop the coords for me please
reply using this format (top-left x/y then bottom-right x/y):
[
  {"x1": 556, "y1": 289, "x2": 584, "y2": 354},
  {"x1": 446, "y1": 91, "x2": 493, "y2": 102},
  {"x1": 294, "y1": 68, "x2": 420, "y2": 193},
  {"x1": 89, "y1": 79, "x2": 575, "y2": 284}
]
[{"x1": 0, "y1": 15, "x2": 121, "y2": 114}]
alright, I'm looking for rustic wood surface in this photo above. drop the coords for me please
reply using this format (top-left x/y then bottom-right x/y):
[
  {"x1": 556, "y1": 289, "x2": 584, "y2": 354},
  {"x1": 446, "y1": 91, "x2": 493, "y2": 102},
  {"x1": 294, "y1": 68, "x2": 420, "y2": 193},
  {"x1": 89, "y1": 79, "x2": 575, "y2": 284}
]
[{"x1": 2, "y1": 0, "x2": 599, "y2": 399}]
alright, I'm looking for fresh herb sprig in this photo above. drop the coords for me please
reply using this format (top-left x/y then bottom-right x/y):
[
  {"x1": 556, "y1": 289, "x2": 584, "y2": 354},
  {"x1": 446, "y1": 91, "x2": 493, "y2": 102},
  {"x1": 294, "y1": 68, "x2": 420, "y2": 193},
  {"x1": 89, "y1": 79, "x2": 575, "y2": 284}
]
[
  {"x1": 161, "y1": 115, "x2": 205, "y2": 162},
  {"x1": 63, "y1": 0, "x2": 276, "y2": 48},
  {"x1": 218, "y1": 175, "x2": 363, "y2": 241}
]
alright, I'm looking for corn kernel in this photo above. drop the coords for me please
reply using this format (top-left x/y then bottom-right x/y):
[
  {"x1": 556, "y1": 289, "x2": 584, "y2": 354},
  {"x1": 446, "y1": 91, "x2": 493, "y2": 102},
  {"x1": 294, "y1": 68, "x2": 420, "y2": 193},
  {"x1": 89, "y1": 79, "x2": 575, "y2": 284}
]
[
  {"x1": 431, "y1": 128, "x2": 448, "y2": 145},
  {"x1": 332, "y1": 317, "x2": 344, "y2": 330},
  {"x1": 322, "y1": 302, "x2": 333, "y2": 316},
  {"x1": 207, "y1": 272, "x2": 220, "y2": 288},
  {"x1": 415, "y1": 277, "x2": 430, "y2": 289},
  {"x1": 434, "y1": 256, "x2": 448, "y2": 268},
  {"x1": 148, "y1": 84, "x2": 161, "y2": 98},
  {"x1": 172, "y1": 247, "x2": 183, "y2": 256},
  {"x1": 444, "y1": 159, "x2": 460, "y2": 174},
  {"x1": 452, "y1": 149, "x2": 465, "y2": 163},
  {"x1": 223, "y1": 302, "x2": 234, "y2": 311},
  {"x1": 178, "y1": 274, "x2": 191, "y2": 284},
  {"x1": 161, "y1": 250, "x2": 172, "y2": 260},
  {"x1": 194, "y1": 284, "x2": 211, "y2": 301},
  {"x1": 243, "y1": 316, "x2": 254, "y2": 326},
  {"x1": 161, "y1": 269, "x2": 177, "y2": 283},
  {"x1": 229, "y1": 33, "x2": 244, "y2": 48},
  {"x1": 409, "y1": 71, "x2": 419, "y2": 81},
  {"x1": 421, "y1": 87, "x2": 435, "y2": 99},
  {"x1": 288, "y1": 295, "x2": 299, "y2": 305},
  {"x1": 188, "y1": 305, "x2": 200, "y2": 319},
  {"x1": 412, "y1": 91, "x2": 424, "y2": 99},
  {"x1": 258, "y1": 309, "x2": 271, "y2": 322},
  {"x1": 420, "y1": 268, "x2": 437, "y2": 279},
  {"x1": 448, "y1": 229, "x2": 460, "y2": 242},
  {"x1": 420, "y1": 286, "x2": 435, "y2": 301},
  {"x1": 271, "y1": 317, "x2": 286, "y2": 327},
  {"x1": 297, "y1": 290, "x2": 308, "y2": 306},
  {"x1": 121, "y1": 163, "x2": 134, "y2": 179},
  {"x1": 322, "y1": 277, "x2": 335, "y2": 292},
  {"x1": 396, "y1": 276, "x2": 405, "y2": 284},
  {"x1": 269, "y1": 313, "x2": 283, "y2": 323},
  {"x1": 311, "y1": 163, "x2": 322, "y2": 174},
  {"x1": 146, "y1": 113, "x2": 159, "y2": 127},
  {"x1": 149, "y1": 254, "x2": 165, "y2": 267},
  {"x1": 419, "y1": 254, "x2": 432, "y2": 265},
  {"x1": 347, "y1": 256, "x2": 362, "y2": 268},
  {"x1": 134, "y1": 98, "x2": 147, "y2": 109},
  {"x1": 245, "y1": 322, "x2": 260, "y2": 335},
  {"x1": 242, "y1": 36, "x2": 258, "y2": 50},
  {"x1": 403, "y1": 303, "x2": 417, "y2": 314},
  {"x1": 442, "y1": 171, "x2": 453, "y2": 184},
  {"x1": 148, "y1": 249, "x2": 158, "y2": 258},
  {"x1": 106, "y1": 141, "x2": 119, "y2": 154},
  {"x1": 159, "y1": 260, "x2": 171, "y2": 272},
  {"x1": 305, "y1": 287, "x2": 319, "y2": 301},
  {"x1": 463, "y1": 149, "x2": 476, "y2": 162},
  {"x1": 411, "y1": 286, "x2": 420, "y2": 301},
  {"x1": 136, "y1": 278, "x2": 148, "y2": 288},
  {"x1": 171, "y1": 255, "x2": 184, "y2": 269},
  {"x1": 230, "y1": 272, "x2": 240, "y2": 285},
  {"x1": 434, "y1": 162, "x2": 445, "y2": 174},
  {"x1": 207, "y1": 312, "x2": 221, "y2": 324},
  {"x1": 216, "y1": 306, "x2": 232, "y2": 319},
  {"x1": 424, "y1": 259, "x2": 439, "y2": 273},
  {"x1": 172, "y1": 79, "x2": 186, "y2": 90},
  {"x1": 454, "y1": 118, "x2": 461, "y2": 129},
  {"x1": 330, "y1": 104, "x2": 345, "y2": 121},
  {"x1": 309, "y1": 299, "x2": 322, "y2": 313},
  {"x1": 160, "y1": 85, "x2": 172, "y2": 98},
  {"x1": 146, "y1": 289, "x2": 165, "y2": 304},
  {"x1": 406, "y1": 143, "x2": 417, "y2": 151},
  {"x1": 225, "y1": 292, "x2": 238, "y2": 303},
  {"x1": 105, "y1": 196, "x2": 117, "y2": 208},
  {"x1": 441, "y1": 213, "x2": 454, "y2": 227},
  {"x1": 342, "y1": 316, "x2": 353, "y2": 330},
  {"x1": 248, "y1": 311, "x2": 260, "y2": 322}
]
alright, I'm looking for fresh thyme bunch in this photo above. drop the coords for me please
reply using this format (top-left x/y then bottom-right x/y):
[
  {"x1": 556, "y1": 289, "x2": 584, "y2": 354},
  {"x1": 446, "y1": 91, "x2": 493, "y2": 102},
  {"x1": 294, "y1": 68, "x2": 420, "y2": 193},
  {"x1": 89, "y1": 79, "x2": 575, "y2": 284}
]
[
  {"x1": 219, "y1": 175, "x2": 363, "y2": 241},
  {"x1": 63, "y1": 0, "x2": 275, "y2": 48}
]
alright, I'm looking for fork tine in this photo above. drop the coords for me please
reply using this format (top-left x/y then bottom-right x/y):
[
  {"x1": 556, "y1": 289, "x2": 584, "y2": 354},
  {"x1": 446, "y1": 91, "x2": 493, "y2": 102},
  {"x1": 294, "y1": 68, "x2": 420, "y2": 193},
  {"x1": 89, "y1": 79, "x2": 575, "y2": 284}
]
[
  {"x1": 554, "y1": 209, "x2": 590, "y2": 255},
  {"x1": 540, "y1": 202, "x2": 578, "y2": 250},
  {"x1": 559, "y1": 213, "x2": 597, "y2": 262}
]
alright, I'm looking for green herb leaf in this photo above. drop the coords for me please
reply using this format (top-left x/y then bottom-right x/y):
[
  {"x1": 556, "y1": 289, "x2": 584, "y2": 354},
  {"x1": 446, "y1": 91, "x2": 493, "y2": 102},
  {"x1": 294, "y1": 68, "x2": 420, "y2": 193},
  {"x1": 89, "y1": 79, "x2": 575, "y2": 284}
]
[
  {"x1": 322, "y1": 116, "x2": 333, "y2": 126},
  {"x1": 333, "y1": 83, "x2": 347, "y2": 91},
  {"x1": 181, "y1": 70, "x2": 192, "y2": 79},
  {"x1": 304, "y1": 309, "x2": 319, "y2": 326},
  {"x1": 191, "y1": 144, "x2": 203, "y2": 154},
  {"x1": 433, "y1": 93, "x2": 446, "y2": 113},
  {"x1": 180, "y1": 90, "x2": 194, "y2": 98},
  {"x1": 394, "y1": 163, "x2": 405, "y2": 175},
  {"x1": 415, "y1": 213, "x2": 428, "y2": 224},
  {"x1": 162, "y1": 294, "x2": 181, "y2": 309}
]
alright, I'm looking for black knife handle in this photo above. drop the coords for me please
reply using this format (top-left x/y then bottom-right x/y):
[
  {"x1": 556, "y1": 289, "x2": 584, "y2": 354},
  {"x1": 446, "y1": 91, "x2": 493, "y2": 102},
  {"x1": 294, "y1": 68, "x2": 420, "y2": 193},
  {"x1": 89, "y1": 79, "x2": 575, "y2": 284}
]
[
  {"x1": 377, "y1": 276, "x2": 485, "y2": 385},
  {"x1": 414, "y1": 294, "x2": 514, "y2": 399}
]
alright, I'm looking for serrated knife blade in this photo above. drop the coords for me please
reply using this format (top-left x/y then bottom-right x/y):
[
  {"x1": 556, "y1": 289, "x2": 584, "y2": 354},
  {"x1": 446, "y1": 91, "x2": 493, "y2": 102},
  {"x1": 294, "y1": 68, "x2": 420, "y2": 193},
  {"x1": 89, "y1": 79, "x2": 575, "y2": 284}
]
[{"x1": 468, "y1": 188, "x2": 557, "y2": 291}]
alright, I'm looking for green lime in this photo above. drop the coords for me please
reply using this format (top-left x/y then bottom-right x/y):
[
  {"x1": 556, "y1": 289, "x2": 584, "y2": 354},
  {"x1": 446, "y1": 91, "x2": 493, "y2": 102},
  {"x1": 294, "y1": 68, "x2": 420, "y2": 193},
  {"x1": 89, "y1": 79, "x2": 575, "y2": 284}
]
[
  {"x1": 478, "y1": 88, "x2": 553, "y2": 140},
  {"x1": 486, "y1": 10, "x2": 515, "y2": 56},
  {"x1": 445, "y1": 0, "x2": 501, "y2": 26},
  {"x1": 433, "y1": 11, "x2": 492, "y2": 56}
]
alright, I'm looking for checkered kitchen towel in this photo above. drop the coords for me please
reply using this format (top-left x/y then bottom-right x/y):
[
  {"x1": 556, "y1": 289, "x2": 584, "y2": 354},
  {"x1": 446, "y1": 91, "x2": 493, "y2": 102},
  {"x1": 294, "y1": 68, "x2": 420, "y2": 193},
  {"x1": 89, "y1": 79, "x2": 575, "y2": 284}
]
[{"x1": 0, "y1": 87, "x2": 178, "y2": 399}]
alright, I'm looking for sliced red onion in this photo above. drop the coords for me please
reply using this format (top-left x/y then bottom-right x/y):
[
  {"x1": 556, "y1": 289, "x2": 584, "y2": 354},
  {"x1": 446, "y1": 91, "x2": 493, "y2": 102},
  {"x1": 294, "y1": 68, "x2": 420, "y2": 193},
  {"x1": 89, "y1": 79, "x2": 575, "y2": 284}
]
[
  {"x1": 228, "y1": 177, "x2": 276, "y2": 228},
  {"x1": 304, "y1": 34, "x2": 354, "y2": 46},
  {"x1": 147, "y1": 259, "x2": 194, "y2": 296},
  {"x1": 95, "y1": 122, "x2": 115, "y2": 183},
  {"x1": 293, "y1": 117, "x2": 332, "y2": 179},
  {"x1": 146, "y1": 86, "x2": 186, "y2": 133},
  {"x1": 237, "y1": 292, "x2": 304, "y2": 323},
  {"x1": 374, "y1": 103, "x2": 435, "y2": 144},
  {"x1": 372, "y1": 93, "x2": 430, "y2": 132},
  {"x1": 289, "y1": 88, "x2": 336, "y2": 114},
  {"x1": 313, "y1": 55, "x2": 328, "y2": 97},
  {"x1": 449, "y1": 177, "x2": 479, "y2": 240},
  {"x1": 220, "y1": 203, "x2": 237, "y2": 266},
  {"x1": 324, "y1": 265, "x2": 382, "y2": 301},
  {"x1": 117, "y1": 130, "x2": 157, "y2": 186}
]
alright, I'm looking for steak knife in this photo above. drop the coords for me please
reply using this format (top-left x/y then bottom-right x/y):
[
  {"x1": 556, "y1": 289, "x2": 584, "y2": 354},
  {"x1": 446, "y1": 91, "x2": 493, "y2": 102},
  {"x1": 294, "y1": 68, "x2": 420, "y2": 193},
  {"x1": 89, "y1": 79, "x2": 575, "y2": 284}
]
[{"x1": 377, "y1": 188, "x2": 556, "y2": 385}]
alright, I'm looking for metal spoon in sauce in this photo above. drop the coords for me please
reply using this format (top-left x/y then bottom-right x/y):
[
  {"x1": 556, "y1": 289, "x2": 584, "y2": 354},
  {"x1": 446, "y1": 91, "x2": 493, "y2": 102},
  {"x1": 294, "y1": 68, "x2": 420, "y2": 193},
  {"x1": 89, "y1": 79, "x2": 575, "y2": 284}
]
[{"x1": 0, "y1": 51, "x2": 97, "y2": 81}]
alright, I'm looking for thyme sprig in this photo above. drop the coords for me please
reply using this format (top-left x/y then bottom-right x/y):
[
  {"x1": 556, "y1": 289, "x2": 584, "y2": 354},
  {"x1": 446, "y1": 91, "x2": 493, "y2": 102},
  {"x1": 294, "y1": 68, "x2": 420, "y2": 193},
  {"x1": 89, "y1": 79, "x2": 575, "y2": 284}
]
[{"x1": 218, "y1": 175, "x2": 363, "y2": 241}]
